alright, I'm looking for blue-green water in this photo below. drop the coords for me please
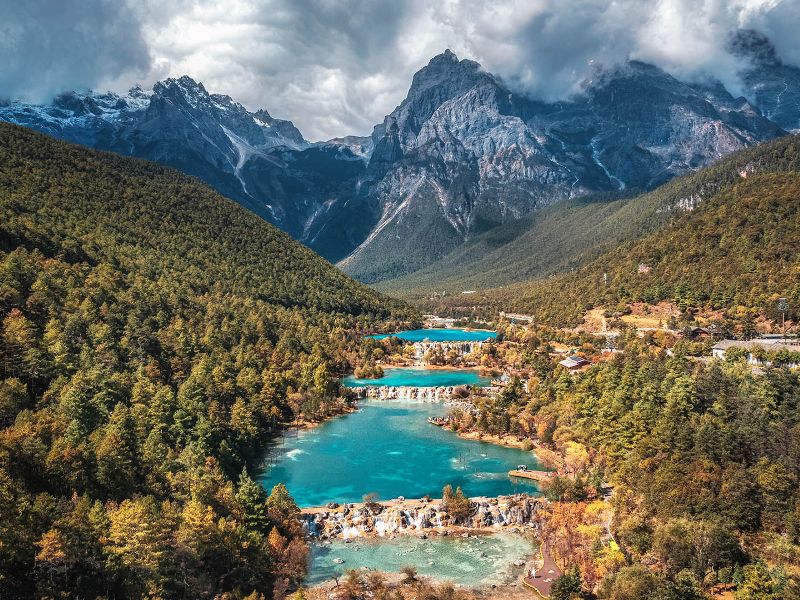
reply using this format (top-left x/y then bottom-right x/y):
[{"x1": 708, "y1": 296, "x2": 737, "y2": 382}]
[
  {"x1": 259, "y1": 400, "x2": 541, "y2": 507},
  {"x1": 308, "y1": 532, "x2": 535, "y2": 586},
  {"x1": 368, "y1": 328, "x2": 497, "y2": 342},
  {"x1": 342, "y1": 367, "x2": 491, "y2": 388}
]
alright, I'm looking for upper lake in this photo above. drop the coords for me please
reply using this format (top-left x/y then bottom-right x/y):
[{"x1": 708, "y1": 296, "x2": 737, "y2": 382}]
[{"x1": 367, "y1": 328, "x2": 497, "y2": 342}]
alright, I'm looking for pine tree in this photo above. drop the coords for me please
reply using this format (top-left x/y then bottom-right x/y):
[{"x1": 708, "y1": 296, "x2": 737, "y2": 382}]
[{"x1": 236, "y1": 469, "x2": 271, "y2": 535}]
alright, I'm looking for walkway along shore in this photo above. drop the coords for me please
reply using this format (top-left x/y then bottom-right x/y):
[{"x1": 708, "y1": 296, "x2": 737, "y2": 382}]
[
  {"x1": 522, "y1": 543, "x2": 562, "y2": 599},
  {"x1": 509, "y1": 469, "x2": 558, "y2": 483}
]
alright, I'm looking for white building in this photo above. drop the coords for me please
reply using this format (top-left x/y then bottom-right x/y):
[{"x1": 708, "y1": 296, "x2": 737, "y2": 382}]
[{"x1": 712, "y1": 337, "x2": 800, "y2": 367}]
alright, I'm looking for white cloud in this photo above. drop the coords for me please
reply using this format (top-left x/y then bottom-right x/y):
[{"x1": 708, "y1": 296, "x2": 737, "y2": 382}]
[{"x1": 2, "y1": 0, "x2": 799, "y2": 140}]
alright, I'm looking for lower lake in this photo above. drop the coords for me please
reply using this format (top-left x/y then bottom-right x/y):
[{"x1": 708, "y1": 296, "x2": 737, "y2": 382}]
[
  {"x1": 308, "y1": 532, "x2": 535, "y2": 587},
  {"x1": 258, "y1": 400, "x2": 542, "y2": 507}
]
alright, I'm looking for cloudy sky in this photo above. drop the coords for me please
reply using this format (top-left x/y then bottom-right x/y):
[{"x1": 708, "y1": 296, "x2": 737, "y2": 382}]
[{"x1": 2, "y1": 0, "x2": 800, "y2": 140}]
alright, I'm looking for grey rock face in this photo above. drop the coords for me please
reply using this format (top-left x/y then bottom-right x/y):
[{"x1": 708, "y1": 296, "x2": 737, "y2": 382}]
[
  {"x1": 339, "y1": 51, "x2": 785, "y2": 282},
  {"x1": 729, "y1": 29, "x2": 800, "y2": 132}
]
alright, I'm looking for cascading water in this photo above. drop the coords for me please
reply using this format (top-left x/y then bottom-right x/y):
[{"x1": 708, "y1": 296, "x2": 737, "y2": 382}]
[
  {"x1": 305, "y1": 495, "x2": 543, "y2": 540},
  {"x1": 351, "y1": 385, "x2": 461, "y2": 401}
]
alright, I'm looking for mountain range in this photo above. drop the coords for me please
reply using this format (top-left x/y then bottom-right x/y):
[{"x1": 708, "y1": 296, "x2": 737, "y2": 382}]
[
  {"x1": 2, "y1": 29, "x2": 798, "y2": 286},
  {"x1": 402, "y1": 132, "x2": 800, "y2": 326}
]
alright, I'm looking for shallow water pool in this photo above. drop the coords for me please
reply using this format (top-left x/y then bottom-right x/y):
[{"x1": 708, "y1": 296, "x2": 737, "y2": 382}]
[
  {"x1": 341, "y1": 367, "x2": 491, "y2": 388},
  {"x1": 308, "y1": 532, "x2": 535, "y2": 587},
  {"x1": 367, "y1": 328, "x2": 497, "y2": 342}
]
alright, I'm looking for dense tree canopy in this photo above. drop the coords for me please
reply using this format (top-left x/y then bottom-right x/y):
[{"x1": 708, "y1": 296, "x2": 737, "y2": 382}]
[
  {"x1": 0, "y1": 123, "x2": 417, "y2": 598},
  {"x1": 414, "y1": 134, "x2": 800, "y2": 327},
  {"x1": 448, "y1": 326, "x2": 800, "y2": 597},
  {"x1": 508, "y1": 172, "x2": 800, "y2": 325}
]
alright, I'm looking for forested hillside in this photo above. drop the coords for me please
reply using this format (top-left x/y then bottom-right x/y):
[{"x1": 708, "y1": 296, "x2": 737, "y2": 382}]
[
  {"x1": 502, "y1": 170, "x2": 800, "y2": 326},
  {"x1": 446, "y1": 324, "x2": 800, "y2": 598},
  {"x1": 0, "y1": 123, "x2": 416, "y2": 598},
  {"x1": 412, "y1": 136, "x2": 800, "y2": 325},
  {"x1": 381, "y1": 134, "x2": 800, "y2": 301}
]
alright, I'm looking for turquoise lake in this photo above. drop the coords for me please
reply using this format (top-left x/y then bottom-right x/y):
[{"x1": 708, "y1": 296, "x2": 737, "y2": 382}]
[
  {"x1": 258, "y1": 400, "x2": 541, "y2": 507},
  {"x1": 308, "y1": 532, "x2": 535, "y2": 586},
  {"x1": 368, "y1": 328, "x2": 497, "y2": 342},
  {"x1": 341, "y1": 367, "x2": 491, "y2": 388}
]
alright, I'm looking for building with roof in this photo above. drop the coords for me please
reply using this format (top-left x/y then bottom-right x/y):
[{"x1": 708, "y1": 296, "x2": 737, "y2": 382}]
[
  {"x1": 685, "y1": 326, "x2": 712, "y2": 340},
  {"x1": 558, "y1": 355, "x2": 591, "y2": 372},
  {"x1": 499, "y1": 312, "x2": 535, "y2": 324}
]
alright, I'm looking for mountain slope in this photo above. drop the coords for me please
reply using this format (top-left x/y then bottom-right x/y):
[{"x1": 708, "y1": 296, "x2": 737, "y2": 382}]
[
  {"x1": 430, "y1": 133, "x2": 800, "y2": 325},
  {"x1": 379, "y1": 133, "x2": 800, "y2": 297},
  {"x1": 732, "y1": 29, "x2": 800, "y2": 131},
  {"x1": 0, "y1": 123, "x2": 398, "y2": 316},
  {"x1": 0, "y1": 77, "x2": 371, "y2": 263},
  {"x1": 518, "y1": 171, "x2": 800, "y2": 326},
  {"x1": 0, "y1": 123, "x2": 414, "y2": 598}
]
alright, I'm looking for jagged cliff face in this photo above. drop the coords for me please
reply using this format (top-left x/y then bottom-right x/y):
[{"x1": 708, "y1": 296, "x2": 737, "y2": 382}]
[
  {"x1": 338, "y1": 51, "x2": 785, "y2": 281},
  {"x1": 730, "y1": 29, "x2": 800, "y2": 132},
  {"x1": 2, "y1": 39, "x2": 797, "y2": 280}
]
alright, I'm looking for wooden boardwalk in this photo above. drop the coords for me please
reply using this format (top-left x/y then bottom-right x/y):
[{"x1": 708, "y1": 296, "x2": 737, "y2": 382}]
[{"x1": 522, "y1": 545, "x2": 561, "y2": 598}]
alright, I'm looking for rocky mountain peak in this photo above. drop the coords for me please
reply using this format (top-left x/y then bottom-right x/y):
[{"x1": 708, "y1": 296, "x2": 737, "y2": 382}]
[
  {"x1": 2, "y1": 43, "x2": 799, "y2": 286},
  {"x1": 253, "y1": 108, "x2": 273, "y2": 122},
  {"x1": 52, "y1": 91, "x2": 103, "y2": 116},
  {"x1": 439, "y1": 48, "x2": 457, "y2": 60},
  {"x1": 152, "y1": 75, "x2": 213, "y2": 108},
  {"x1": 410, "y1": 49, "x2": 485, "y2": 92},
  {"x1": 374, "y1": 49, "x2": 495, "y2": 150},
  {"x1": 582, "y1": 59, "x2": 692, "y2": 97}
]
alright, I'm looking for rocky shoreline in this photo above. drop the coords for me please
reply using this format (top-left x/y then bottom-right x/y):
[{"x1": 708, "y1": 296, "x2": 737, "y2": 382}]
[{"x1": 303, "y1": 494, "x2": 544, "y2": 540}]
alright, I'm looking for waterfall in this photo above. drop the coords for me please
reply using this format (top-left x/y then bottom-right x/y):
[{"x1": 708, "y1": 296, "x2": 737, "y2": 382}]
[
  {"x1": 342, "y1": 525, "x2": 361, "y2": 539},
  {"x1": 304, "y1": 516, "x2": 318, "y2": 536},
  {"x1": 375, "y1": 519, "x2": 387, "y2": 536},
  {"x1": 352, "y1": 385, "x2": 467, "y2": 402},
  {"x1": 305, "y1": 495, "x2": 543, "y2": 539}
]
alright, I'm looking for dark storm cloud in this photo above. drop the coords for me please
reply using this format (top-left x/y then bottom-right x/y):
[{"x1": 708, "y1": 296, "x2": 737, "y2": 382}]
[
  {"x1": 2, "y1": 0, "x2": 800, "y2": 139},
  {"x1": 0, "y1": 0, "x2": 151, "y2": 102}
]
